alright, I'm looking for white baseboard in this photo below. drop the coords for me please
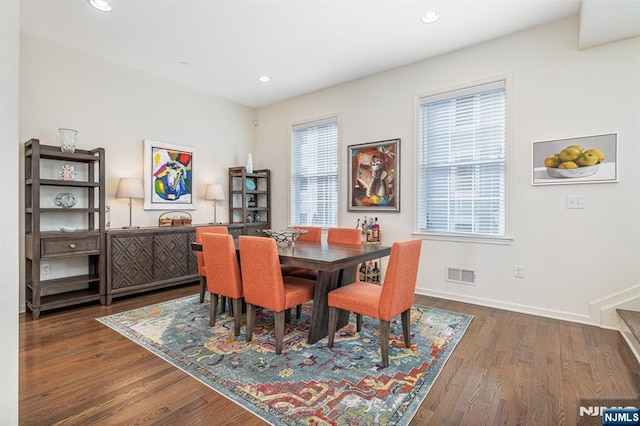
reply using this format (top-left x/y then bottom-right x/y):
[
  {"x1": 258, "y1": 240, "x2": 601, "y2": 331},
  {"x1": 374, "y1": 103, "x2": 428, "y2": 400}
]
[
  {"x1": 589, "y1": 284, "x2": 640, "y2": 329},
  {"x1": 415, "y1": 287, "x2": 594, "y2": 325}
]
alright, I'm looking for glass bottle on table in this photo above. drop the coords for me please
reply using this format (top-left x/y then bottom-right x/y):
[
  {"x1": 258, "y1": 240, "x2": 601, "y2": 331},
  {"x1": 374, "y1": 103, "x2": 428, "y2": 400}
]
[{"x1": 371, "y1": 217, "x2": 380, "y2": 242}]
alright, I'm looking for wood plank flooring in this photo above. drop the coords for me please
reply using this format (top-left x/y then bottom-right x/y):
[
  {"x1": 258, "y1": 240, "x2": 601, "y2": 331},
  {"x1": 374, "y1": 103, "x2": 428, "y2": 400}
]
[{"x1": 20, "y1": 285, "x2": 640, "y2": 425}]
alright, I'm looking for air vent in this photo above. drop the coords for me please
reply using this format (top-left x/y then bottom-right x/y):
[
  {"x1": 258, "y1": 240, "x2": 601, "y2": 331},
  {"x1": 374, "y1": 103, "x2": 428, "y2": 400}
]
[{"x1": 446, "y1": 266, "x2": 476, "y2": 285}]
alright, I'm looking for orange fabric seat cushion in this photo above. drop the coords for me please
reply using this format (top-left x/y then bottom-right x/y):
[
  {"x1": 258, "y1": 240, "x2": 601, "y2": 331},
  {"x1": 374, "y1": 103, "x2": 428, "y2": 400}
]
[{"x1": 328, "y1": 281, "x2": 382, "y2": 319}]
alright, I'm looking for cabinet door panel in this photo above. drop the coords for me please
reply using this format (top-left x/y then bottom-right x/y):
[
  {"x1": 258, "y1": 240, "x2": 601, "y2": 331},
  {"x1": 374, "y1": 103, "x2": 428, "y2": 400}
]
[
  {"x1": 154, "y1": 233, "x2": 190, "y2": 281},
  {"x1": 110, "y1": 235, "x2": 154, "y2": 289}
]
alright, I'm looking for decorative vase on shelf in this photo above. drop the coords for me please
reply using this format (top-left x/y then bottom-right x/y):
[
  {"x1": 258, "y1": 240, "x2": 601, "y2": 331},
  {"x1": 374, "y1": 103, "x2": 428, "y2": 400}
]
[
  {"x1": 58, "y1": 128, "x2": 78, "y2": 153},
  {"x1": 246, "y1": 153, "x2": 254, "y2": 173}
]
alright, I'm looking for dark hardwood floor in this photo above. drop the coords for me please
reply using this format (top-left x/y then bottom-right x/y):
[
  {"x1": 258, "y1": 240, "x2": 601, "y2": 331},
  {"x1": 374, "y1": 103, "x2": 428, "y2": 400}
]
[{"x1": 20, "y1": 284, "x2": 640, "y2": 425}]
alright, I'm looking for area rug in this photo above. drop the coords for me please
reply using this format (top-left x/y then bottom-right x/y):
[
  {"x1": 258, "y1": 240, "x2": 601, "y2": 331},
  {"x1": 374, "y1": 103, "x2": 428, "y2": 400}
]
[{"x1": 97, "y1": 294, "x2": 473, "y2": 425}]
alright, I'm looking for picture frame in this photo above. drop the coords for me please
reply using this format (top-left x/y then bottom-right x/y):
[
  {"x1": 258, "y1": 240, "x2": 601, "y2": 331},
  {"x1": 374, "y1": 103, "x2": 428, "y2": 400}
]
[
  {"x1": 144, "y1": 139, "x2": 197, "y2": 210},
  {"x1": 348, "y1": 138, "x2": 400, "y2": 211},
  {"x1": 532, "y1": 133, "x2": 617, "y2": 185}
]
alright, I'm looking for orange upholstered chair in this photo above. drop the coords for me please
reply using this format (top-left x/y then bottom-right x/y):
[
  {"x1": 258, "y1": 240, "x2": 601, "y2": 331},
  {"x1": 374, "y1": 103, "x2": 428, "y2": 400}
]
[
  {"x1": 201, "y1": 233, "x2": 244, "y2": 335},
  {"x1": 327, "y1": 239, "x2": 422, "y2": 367},
  {"x1": 281, "y1": 226, "x2": 322, "y2": 280},
  {"x1": 327, "y1": 227, "x2": 361, "y2": 245},
  {"x1": 196, "y1": 226, "x2": 228, "y2": 304},
  {"x1": 238, "y1": 236, "x2": 316, "y2": 354}
]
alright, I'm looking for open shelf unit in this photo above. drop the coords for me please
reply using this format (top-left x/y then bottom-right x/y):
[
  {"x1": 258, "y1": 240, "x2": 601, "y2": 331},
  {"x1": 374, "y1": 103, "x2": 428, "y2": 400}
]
[
  {"x1": 24, "y1": 138, "x2": 106, "y2": 319},
  {"x1": 228, "y1": 166, "x2": 271, "y2": 236}
]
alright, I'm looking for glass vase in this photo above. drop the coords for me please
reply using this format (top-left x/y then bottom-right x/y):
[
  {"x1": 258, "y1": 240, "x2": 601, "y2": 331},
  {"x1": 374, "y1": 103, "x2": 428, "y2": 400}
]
[{"x1": 58, "y1": 128, "x2": 78, "y2": 153}]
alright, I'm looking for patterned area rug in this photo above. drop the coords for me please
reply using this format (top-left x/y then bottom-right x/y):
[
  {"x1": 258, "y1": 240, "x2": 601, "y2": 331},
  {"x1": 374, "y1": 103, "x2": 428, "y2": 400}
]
[{"x1": 97, "y1": 294, "x2": 473, "y2": 425}]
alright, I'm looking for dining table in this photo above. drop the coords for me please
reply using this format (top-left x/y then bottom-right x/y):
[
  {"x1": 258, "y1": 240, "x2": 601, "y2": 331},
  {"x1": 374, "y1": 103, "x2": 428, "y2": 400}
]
[{"x1": 191, "y1": 239, "x2": 392, "y2": 344}]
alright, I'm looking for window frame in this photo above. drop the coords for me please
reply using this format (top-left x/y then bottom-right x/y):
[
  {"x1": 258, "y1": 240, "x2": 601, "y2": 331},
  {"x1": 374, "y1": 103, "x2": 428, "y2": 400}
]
[{"x1": 414, "y1": 77, "x2": 513, "y2": 245}]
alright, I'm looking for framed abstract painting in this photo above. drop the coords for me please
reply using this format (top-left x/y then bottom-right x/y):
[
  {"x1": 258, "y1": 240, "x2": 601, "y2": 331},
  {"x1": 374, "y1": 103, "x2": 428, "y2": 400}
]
[
  {"x1": 348, "y1": 138, "x2": 400, "y2": 211},
  {"x1": 143, "y1": 139, "x2": 197, "y2": 210}
]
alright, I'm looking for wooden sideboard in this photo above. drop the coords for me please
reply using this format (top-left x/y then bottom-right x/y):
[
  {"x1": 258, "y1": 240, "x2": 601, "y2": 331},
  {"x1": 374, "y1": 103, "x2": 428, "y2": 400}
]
[{"x1": 105, "y1": 223, "x2": 258, "y2": 304}]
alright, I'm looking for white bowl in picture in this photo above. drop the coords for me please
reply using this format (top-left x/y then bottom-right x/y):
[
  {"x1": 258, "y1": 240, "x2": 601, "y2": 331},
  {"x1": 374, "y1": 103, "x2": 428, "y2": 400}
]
[{"x1": 546, "y1": 164, "x2": 599, "y2": 178}]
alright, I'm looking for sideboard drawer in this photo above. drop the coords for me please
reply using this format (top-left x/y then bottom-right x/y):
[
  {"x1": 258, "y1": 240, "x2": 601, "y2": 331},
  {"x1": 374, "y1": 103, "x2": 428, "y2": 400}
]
[{"x1": 42, "y1": 236, "x2": 100, "y2": 257}]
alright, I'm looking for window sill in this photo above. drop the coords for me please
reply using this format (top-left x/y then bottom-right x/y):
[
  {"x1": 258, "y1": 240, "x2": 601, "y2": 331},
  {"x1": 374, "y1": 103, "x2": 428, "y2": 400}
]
[{"x1": 411, "y1": 231, "x2": 513, "y2": 245}]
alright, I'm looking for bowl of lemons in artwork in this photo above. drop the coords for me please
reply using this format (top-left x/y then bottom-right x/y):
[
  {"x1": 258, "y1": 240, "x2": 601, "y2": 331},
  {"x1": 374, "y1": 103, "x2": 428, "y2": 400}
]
[{"x1": 544, "y1": 145, "x2": 605, "y2": 178}]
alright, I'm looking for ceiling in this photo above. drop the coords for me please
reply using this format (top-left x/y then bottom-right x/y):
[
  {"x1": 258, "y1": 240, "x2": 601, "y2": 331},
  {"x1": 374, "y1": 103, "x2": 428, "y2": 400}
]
[{"x1": 20, "y1": 0, "x2": 640, "y2": 108}]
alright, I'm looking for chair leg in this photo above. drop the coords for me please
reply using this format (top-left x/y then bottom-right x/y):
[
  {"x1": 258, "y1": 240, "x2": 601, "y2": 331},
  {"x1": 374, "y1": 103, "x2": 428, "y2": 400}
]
[
  {"x1": 210, "y1": 293, "x2": 219, "y2": 327},
  {"x1": 327, "y1": 307, "x2": 338, "y2": 347},
  {"x1": 246, "y1": 304, "x2": 256, "y2": 342},
  {"x1": 356, "y1": 313, "x2": 362, "y2": 332},
  {"x1": 296, "y1": 304, "x2": 302, "y2": 319},
  {"x1": 228, "y1": 297, "x2": 234, "y2": 316},
  {"x1": 274, "y1": 311, "x2": 285, "y2": 355},
  {"x1": 232, "y1": 298, "x2": 243, "y2": 337},
  {"x1": 401, "y1": 308, "x2": 411, "y2": 347},
  {"x1": 285, "y1": 308, "x2": 291, "y2": 323},
  {"x1": 199, "y1": 276, "x2": 206, "y2": 303},
  {"x1": 380, "y1": 320, "x2": 390, "y2": 368},
  {"x1": 220, "y1": 296, "x2": 227, "y2": 314}
]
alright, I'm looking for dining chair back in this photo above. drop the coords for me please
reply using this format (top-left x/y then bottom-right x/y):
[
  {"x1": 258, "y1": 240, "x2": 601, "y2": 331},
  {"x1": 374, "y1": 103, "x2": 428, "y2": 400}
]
[
  {"x1": 281, "y1": 226, "x2": 322, "y2": 279},
  {"x1": 196, "y1": 226, "x2": 228, "y2": 303},
  {"x1": 327, "y1": 239, "x2": 422, "y2": 367},
  {"x1": 201, "y1": 233, "x2": 244, "y2": 335},
  {"x1": 238, "y1": 235, "x2": 316, "y2": 354},
  {"x1": 327, "y1": 227, "x2": 361, "y2": 245},
  {"x1": 295, "y1": 226, "x2": 322, "y2": 242}
]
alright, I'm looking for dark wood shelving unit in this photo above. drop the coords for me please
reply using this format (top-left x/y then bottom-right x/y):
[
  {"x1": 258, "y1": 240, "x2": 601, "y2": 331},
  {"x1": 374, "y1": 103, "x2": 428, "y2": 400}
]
[
  {"x1": 24, "y1": 138, "x2": 106, "y2": 320},
  {"x1": 228, "y1": 166, "x2": 271, "y2": 236}
]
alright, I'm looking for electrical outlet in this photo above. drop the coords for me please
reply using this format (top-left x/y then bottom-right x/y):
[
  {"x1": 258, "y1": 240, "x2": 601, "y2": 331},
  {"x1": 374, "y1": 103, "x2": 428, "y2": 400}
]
[
  {"x1": 514, "y1": 265, "x2": 524, "y2": 278},
  {"x1": 41, "y1": 263, "x2": 51, "y2": 275},
  {"x1": 567, "y1": 195, "x2": 585, "y2": 209}
]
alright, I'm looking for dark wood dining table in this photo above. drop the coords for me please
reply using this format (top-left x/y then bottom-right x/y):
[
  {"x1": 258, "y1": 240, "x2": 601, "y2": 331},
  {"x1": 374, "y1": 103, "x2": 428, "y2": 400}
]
[{"x1": 191, "y1": 239, "x2": 392, "y2": 344}]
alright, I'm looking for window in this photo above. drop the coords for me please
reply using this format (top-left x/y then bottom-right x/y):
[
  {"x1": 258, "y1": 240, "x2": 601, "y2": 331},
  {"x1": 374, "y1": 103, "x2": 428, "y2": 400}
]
[
  {"x1": 417, "y1": 80, "x2": 506, "y2": 237},
  {"x1": 291, "y1": 116, "x2": 338, "y2": 227}
]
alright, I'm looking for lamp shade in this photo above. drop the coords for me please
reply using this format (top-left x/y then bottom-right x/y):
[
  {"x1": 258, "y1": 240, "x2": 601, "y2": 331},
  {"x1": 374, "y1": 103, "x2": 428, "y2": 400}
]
[
  {"x1": 115, "y1": 178, "x2": 144, "y2": 199},
  {"x1": 205, "y1": 183, "x2": 225, "y2": 201}
]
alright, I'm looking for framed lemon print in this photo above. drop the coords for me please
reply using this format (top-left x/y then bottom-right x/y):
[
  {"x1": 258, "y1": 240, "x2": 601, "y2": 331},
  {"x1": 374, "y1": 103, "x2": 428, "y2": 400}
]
[{"x1": 532, "y1": 133, "x2": 617, "y2": 185}]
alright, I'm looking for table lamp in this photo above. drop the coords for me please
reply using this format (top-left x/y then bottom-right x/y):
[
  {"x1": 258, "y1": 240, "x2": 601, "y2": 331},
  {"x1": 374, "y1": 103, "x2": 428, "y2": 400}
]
[
  {"x1": 205, "y1": 183, "x2": 225, "y2": 224},
  {"x1": 116, "y1": 178, "x2": 144, "y2": 228}
]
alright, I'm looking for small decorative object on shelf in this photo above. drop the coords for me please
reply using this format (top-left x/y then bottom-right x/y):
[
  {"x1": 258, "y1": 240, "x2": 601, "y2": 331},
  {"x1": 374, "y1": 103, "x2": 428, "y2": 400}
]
[
  {"x1": 246, "y1": 152, "x2": 254, "y2": 173},
  {"x1": 58, "y1": 164, "x2": 77, "y2": 181},
  {"x1": 263, "y1": 228, "x2": 308, "y2": 247},
  {"x1": 58, "y1": 128, "x2": 78, "y2": 153},
  {"x1": 158, "y1": 211, "x2": 192, "y2": 227},
  {"x1": 245, "y1": 180, "x2": 256, "y2": 190},
  {"x1": 54, "y1": 192, "x2": 77, "y2": 208}
]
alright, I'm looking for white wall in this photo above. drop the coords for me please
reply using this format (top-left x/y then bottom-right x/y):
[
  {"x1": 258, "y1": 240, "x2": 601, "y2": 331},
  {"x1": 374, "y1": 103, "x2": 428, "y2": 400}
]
[
  {"x1": 19, "y1": 33, "x2": 256, "y2": 306},
  {"x1": 255, "y1": 16, "x2": 640, "y2": 324},
  {"x1": 1, "y1": 0, "x2": 21, "y2": 422}
]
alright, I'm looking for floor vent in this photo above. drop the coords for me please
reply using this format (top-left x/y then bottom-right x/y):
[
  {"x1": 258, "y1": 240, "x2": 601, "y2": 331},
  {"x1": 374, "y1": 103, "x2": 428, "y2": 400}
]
[{"x1": 446, "y1": 266, "x2": 476, "y2": 285}]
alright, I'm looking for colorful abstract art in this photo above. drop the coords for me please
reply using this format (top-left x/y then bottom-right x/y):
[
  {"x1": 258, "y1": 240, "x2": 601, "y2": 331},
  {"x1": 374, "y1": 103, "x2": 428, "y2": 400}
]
[
  {"x1": 144, "y1": 139, "x2": 196, "y2": 210},
  {"x1": 348, "y1": 139, "x2": 400, "y2": 211},
  {"x1": 98, "y1": 294, "x2": 472, "y2": 425}
]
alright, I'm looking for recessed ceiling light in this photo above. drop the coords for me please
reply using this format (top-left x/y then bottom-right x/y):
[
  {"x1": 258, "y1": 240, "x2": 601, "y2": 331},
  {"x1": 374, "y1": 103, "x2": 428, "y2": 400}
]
[
  {"x1": 421, "y1": 11, "x2": 440, "y2": 24},
  {"x1": 258, "y1": 76, "x2": 271, "y2": 83},
  {"x1": 88, "y1": 0, "x2": 112, "y2": 12}
]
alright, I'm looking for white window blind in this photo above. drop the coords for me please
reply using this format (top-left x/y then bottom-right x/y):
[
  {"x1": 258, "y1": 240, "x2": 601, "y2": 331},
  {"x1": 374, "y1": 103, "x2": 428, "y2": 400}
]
[
  {"x1": 291, "y1": 117, "x2": 338, "y2": 228},
  {"x1": 417, "y1": 80, "x2": 506, "y2": 237}
]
